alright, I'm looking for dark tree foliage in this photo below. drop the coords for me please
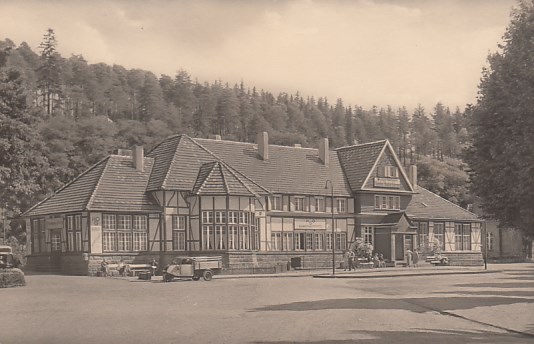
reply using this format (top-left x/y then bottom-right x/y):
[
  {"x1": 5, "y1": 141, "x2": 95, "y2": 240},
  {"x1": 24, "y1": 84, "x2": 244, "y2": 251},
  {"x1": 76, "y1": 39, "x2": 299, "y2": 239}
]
[
  {"x1": 0, "y1": 47, "x2": 51, "y2": 216},
  {"x1": 467, "y1": 0, "x2": 534, "y2": 257}
]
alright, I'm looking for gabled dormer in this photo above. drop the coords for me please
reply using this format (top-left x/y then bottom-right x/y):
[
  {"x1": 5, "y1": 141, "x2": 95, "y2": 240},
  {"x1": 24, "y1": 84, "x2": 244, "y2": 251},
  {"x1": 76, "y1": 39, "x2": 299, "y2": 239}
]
[{"x1": 336, "y1": 140, "x2": 415, "y2": 194}]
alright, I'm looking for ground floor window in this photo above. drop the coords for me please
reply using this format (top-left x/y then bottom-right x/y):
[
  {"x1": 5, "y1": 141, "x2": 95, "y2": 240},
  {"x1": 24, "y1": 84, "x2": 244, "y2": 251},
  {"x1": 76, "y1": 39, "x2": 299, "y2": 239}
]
[
  {"x1": 66, "y1": 214, "x2": 82, "y2": 252},
  {"x1": 203, "y1": 224, "x2": 257, "y2": 251},
  {"x1": 31, "y1": 218, "x2": 46, "y2": 253},
  {"x1": 433, "y1": 222, "x2": 445, "y2": 251},
  {"x1": 455, "y1": 223, "x2": 471, "y2": 250},
  {"x1": 172, "y1": 215, "x2": 187, "y2": 251},
  {"x1": 363, "y1": 226, "x2": 374, "y2": 246},
  {"x1": 102, "y1": 214, "x2": 148, "y2": 252},
  {"x1": 271, "y1": 231, "x2": 345, "y2": 251},
  {"x1": 416, "y1": 222, "x2": 428, "y2": 250}
]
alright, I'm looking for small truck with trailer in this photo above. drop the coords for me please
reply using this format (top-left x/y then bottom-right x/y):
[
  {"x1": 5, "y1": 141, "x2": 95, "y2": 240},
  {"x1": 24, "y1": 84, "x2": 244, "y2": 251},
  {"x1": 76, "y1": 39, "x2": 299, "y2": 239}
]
[{"x1": 162, "y1": 256, "x2": 223, "y2": 282}]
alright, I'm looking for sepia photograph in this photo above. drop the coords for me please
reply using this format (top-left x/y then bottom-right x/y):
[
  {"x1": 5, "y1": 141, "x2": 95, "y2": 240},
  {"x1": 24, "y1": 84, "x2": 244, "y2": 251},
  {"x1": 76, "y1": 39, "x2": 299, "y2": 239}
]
[{"x1": 0, "y1": 0, "x2": 533, "y2": 343}]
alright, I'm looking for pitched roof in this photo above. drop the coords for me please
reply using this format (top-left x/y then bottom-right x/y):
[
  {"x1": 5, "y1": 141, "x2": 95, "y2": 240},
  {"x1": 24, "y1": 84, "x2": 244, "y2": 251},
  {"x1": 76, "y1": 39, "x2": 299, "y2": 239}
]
[
  {"x1": 193, "y1": 138, "x2": 352, "y2": 196},
  {"x1": 192, "y1": 161, "x2": 270, "y2": 196},
  {"x1": 406, "y1": 186, "x2": 479, "y2": 221},
  {"x1": 25, "y1": 156, "x2": 159, "y2": 216},
  {"x1": 336, "y1": 140, "x2": 387, "y2": 191},
  {"x1": 146, "y1": 135, "x2": 222, "y2": 191},
  {"x1": 88, "y1": 156, "x2": 160, "y2": 212}
]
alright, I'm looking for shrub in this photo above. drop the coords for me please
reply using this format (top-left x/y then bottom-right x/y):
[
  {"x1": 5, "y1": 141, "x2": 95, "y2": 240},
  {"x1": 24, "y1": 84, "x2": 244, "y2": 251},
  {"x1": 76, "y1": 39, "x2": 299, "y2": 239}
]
[{"x1": 0, "y1": 268, "x2": 26, "y2": 288}]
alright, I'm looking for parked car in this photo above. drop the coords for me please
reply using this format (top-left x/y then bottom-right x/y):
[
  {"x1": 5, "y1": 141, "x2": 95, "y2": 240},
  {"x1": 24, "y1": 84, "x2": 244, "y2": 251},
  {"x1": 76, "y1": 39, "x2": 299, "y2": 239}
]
[{"x1": 0, "y1": 245, "x2": 19, "y2": 269}]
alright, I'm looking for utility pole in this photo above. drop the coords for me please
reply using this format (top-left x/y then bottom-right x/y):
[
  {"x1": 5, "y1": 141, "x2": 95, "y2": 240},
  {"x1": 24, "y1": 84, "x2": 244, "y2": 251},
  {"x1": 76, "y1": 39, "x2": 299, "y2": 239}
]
[{"x1": 1, "y1": 205, "x2": 6, "y2": 244}]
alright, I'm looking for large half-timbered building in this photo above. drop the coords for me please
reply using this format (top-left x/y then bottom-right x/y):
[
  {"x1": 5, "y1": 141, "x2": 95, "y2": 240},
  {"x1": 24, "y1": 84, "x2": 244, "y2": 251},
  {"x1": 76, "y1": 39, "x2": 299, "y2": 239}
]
[{"x1": 23, "y1": 133, "x2": 483, "y2": 275}]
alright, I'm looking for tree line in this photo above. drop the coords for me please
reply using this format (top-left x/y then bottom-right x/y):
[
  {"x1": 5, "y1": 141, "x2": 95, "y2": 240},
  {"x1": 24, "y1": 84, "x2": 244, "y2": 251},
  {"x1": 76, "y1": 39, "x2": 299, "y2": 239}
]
[{"x1": 1, "y1": 29, "x2": 474, "y2": 239}]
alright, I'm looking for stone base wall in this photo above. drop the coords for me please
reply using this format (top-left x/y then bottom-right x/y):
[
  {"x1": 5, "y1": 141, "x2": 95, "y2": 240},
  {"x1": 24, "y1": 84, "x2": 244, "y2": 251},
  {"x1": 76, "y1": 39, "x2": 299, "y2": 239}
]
[{"x1": 442, "y1": 251, "x2": 484, "y2": 266}]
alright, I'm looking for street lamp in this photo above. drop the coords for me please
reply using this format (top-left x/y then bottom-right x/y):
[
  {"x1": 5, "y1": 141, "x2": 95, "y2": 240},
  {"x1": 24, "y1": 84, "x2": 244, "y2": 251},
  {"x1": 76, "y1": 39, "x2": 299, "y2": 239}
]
[{"x1": 325, "y1": 180, "x2": 335, "y2": 276}]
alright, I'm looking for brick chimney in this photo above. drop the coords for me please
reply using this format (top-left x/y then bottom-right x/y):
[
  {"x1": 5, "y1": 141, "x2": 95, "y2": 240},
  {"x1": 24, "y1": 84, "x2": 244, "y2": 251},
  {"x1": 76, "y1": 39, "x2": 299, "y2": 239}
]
[
  {"x1": 319, "y1": 138, "x2": 329, "y2": 165},
  {"x1": 257, "y1": 132, "x2": 269, "y2": 160},
  {"x1": 133, "y1": 145, "x2": 144, "y2": 172}
]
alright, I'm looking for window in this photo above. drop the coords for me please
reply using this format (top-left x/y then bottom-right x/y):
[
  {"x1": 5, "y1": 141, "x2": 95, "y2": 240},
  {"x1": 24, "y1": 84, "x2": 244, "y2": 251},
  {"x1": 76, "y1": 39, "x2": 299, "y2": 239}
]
[
  {"x1": 374, "y1": 195, "x2": 400, "y2": 210},
  {"x1": 294, "y1": 197, "x2": 305, "y2": 211},
  {"x1": 314, "y1": 232, "x2": 324, "y2": 251},
  {"x1": 66, "y1": 214, "x2": 82, "y2": 252},
  {"x1": 202, "y1": 211, "x2": 213, "y2": 224},
  {"x1": 486, "y1": 232, "x2": 494, "y2": 251},
  {"x1": 306, "y1": 232, "x2": 313, "y2": 250},
  {"x1": 283, "y1": 232, "x2": 293, "y2": 251},
  {"x1": 270, "y1": 196, "x2": 282, "y2": 211},
  {"x1": 295, "y1": 232, "x2": 305, "y2": 250},
  {"x1": 215, "y1": 211, "x2": 226, "y2": 224},
  {"x1": 31, "y1": 218, "x2": 46, "y2": 254},
  {"x1": 228, "y1": 211, "x2": 238, "y2": 224},
  {"x1": 202, "y1": 225, "x2": 214, "y2": 250},
  {"x1": 337, "y1": 199, "x2": 346, "y2": 213},
  {"x1": 379, "y1": 165, "x2": 398, "y2": 178},
  {"x1": 172, "y1": 215, "x2": 186, "y2": 251},
  {"x1": 239, "y1": 212, "x2": 249, "y2": 224},
  {"x1": 363, "y1": 226, "x2": 374, "y2": 245},
  {"x1": 455, "y1": 223, "x2": 471, "y2": 250},
  {"x1": 433, "y1": 222, "x2": 445, "y2": 251},
  {"x1": 336, "y1": 233, "x2": 347, "y2": 250},
  {"x1": 417, "y1": 222, "x2": 428, "y2": 249},
  {"x1": 315, "y1": 197, "x2": 325, "y2": 212},
  {"x1": 271, "y1": 232, "x2": 282, "y2": 251},
  {"x1": 102, "y1": 214, "x2": 147, "y2": 252},
  {"x1": 215, "y1": 225, "x2": 226, "y2": 250},
  {"x1": 239, "y1": 226, "x2": 249, "y2": 250},
  {"x1": 228, "y1": 226, "x2": 238, "y2": 250}
]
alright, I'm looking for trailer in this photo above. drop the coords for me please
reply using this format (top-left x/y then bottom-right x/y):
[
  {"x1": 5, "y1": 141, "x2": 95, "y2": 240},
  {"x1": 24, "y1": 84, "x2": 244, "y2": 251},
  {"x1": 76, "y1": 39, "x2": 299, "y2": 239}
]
[{"x1": 162, "y1": 256, "x2": 223, "y2": 282}]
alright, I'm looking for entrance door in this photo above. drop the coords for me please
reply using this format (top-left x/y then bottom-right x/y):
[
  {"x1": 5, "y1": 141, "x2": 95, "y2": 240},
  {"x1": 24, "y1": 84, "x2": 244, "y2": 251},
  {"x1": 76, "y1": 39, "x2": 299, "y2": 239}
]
[
  {"x1": 395, "y1": 234, "x2": 404, "y2": 260},
  {"x1": 50, "y1": 229, "x2": 62, "y2": 269}
]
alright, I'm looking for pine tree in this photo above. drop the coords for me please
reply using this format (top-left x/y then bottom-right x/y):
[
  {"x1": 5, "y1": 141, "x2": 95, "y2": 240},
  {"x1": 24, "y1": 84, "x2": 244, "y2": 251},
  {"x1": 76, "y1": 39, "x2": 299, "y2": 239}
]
[
  {"x1": 468, "y1": 0, "x2": 534, "y2": 257},
  {"x1": 37, "y1": 28, "x2": 62, "y2": 115}
]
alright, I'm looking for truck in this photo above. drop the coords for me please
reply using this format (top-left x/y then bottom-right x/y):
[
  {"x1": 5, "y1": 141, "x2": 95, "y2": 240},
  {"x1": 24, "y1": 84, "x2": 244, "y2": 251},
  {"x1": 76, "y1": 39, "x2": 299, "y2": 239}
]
[{"x1": 162, "y1": 256, "x2": 223, "y2": 282}]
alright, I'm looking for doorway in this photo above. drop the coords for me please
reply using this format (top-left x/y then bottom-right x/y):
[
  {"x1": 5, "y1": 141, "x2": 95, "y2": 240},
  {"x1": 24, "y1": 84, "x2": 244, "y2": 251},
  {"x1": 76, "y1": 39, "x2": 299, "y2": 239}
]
[{"x1": 50, "y1": 229, "x2": 62, "y2": 269}]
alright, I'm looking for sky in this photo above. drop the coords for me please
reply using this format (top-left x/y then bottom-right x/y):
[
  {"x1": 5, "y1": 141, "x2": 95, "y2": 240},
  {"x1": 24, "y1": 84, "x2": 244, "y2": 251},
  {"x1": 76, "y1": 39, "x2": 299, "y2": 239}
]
[{"x1": 0, "y1": 0, "x2": 518, "y2": 111}]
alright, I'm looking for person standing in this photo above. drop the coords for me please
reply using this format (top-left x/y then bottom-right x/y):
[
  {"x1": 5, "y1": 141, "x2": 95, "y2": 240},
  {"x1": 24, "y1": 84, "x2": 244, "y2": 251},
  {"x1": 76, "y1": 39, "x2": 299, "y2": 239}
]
[
  {"x1": 412, "y1": 250, "x2": 420, "y2": 268},
  {"x1": 405, "y1": 250, "x2": 413, "y2": 268},
  {"x1": 343, "y1": 250, "x2": 350, "y2": 271},
  {"x1": 348, "y1": 250, "x2": 356, "y2": 271}
]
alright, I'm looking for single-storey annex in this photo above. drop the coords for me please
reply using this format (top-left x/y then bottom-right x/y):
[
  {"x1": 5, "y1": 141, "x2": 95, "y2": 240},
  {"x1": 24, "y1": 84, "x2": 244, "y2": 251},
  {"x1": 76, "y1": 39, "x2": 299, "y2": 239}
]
[{"x1": 23, "y1": 132, "x2": 484, "y2": 275}]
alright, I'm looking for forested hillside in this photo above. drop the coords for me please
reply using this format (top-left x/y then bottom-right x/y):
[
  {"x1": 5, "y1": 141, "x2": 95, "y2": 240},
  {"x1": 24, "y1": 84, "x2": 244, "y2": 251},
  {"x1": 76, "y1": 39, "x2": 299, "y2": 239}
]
[{"x1": 0, "y1": 30, "x2": 475, "y2": 232}]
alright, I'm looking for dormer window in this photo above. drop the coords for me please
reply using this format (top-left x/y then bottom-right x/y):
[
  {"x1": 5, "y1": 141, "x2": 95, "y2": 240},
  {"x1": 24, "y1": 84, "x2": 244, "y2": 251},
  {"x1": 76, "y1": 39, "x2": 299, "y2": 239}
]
[{"x1": 379, "y1": 165, "x2": 398, "y2": 178}]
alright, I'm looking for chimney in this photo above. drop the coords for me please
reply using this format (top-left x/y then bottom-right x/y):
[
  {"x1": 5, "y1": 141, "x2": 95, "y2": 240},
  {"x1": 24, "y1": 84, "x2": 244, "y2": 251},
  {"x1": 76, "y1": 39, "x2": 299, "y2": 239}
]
[
  {"x1": 408, "y1": 164, "x2": 417, "y2": 188},
  {"x1": 319, "y1": 138, "x2": 329, "y2": 165},
  {"x1": 133, "y1": 145, "x2": 144, "y2": 172},
  {"x1": 257, "y1": 131, "x2": 269, "y2": 160},
  {"x1": 210, "y1": 134, "x2": 222, "y2": 140},
  {"x1": 294, "y1": 144, "x2": 301, "y2": 148}
]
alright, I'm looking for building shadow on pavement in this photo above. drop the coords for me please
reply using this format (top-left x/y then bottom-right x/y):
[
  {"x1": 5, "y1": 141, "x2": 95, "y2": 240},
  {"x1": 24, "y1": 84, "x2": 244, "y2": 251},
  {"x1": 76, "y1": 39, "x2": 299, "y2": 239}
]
[
  {"x1": 252, "y1": 328, "x2": 534, "y2": 344},
  {"x1": 435, "y1": 290, "x2": 534, "y2": 297},
  {"x1": 250, "y1": 296, "x2": 534, "y2": 313},
  {"x1": 454, "y1": 282, "x2": 534, "y2": 288}
]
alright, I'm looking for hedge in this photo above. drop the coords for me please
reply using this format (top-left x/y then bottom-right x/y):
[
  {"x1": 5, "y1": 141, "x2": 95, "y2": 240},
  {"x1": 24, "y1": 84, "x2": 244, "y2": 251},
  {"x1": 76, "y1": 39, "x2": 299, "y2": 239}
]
[{"x1": 0, "y1": 268, "x2": 26, "y2": 288}]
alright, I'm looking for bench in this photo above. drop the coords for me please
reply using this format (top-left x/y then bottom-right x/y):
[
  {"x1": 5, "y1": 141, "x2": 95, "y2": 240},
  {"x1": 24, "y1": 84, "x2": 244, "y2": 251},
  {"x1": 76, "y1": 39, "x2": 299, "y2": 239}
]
[
  {"x1": 100, "y1": 263, "x2": 152, "y2": 277},
  {"x1": 426, "y1": 256, "x2": 449, "y2": 266}
]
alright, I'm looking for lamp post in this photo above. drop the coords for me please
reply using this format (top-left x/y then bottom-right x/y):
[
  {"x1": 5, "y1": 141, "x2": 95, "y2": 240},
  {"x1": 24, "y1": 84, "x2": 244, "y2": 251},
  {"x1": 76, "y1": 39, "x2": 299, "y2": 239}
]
[{"x1": 325, "y1": 180, "x2": 335, "y2": 276}]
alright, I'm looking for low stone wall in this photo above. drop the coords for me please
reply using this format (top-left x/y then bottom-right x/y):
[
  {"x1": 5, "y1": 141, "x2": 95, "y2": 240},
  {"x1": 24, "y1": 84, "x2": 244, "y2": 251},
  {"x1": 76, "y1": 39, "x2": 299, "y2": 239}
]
[{"x1": 443, "y1": 251, "x2": 484, "y2": 266}]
